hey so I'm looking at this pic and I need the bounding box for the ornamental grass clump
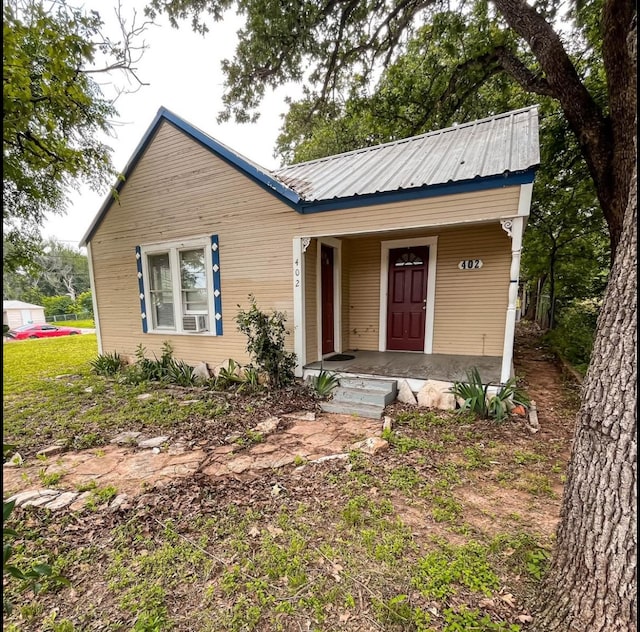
[309,369,340,397]
[450,367,529,422]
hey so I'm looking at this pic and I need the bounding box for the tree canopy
[3,238,91,303]
[148,0,634,256]
[2,0,149,270]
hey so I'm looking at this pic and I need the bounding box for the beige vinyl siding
[89,122,520,365]
[432,224,510,356]
[343,237,382,351]
[304,239,318,363]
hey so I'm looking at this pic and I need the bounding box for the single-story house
[80,105,539,391]
[3,300,46,329]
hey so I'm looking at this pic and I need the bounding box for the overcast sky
[42,2,296,247]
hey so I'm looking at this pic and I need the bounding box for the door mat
[324,354,356,361]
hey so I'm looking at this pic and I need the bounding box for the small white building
[3,301,46,329]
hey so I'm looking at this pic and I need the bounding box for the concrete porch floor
[304,350,503,385]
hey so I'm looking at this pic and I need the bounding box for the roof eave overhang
[295,169,538,214]
[80,108,538,245]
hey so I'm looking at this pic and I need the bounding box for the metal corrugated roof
[272,106,539,202]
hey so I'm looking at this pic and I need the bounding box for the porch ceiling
[304,350,502,384]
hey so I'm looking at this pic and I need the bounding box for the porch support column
[500,216,524,383]
[292,237,310,377]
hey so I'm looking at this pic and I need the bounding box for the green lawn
[3,333,98,392]
[48,319,95,328]
[3,335,234,456]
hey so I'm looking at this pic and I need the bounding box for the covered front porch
[293,217,524,387]
[303,349,503,392]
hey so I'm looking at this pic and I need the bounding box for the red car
[6,323,82,340]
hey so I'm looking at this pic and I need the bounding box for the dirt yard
[3,322,582,632]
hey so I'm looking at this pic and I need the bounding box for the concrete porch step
[339,377,398,393]
[320,377,397,420]
[332,386,396,407]
[320,400,386,420]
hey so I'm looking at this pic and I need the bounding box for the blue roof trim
[80,107,301,245]
[296,171,537,214]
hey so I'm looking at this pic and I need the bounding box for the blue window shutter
[135,246,148,333]
[211,235,223,335]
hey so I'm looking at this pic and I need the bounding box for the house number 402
[458,259,483,270]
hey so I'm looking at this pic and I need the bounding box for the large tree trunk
[530,80,637,632]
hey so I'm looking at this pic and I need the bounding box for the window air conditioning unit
[182,314,208,332]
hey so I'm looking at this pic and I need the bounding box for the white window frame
[141,236,215,335]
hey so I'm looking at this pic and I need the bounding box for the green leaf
[3,500,16,523]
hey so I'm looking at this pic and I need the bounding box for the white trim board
[378,236,438,354]
[292,238,306,376]
[316,237,343,359]
[86,242,103,355]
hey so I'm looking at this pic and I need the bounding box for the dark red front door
[386,246,428,351]
[321,245,335,355]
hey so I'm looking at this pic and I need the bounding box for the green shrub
[215,359,244,389]
[166,359,197,386]
[3,324,9,335]
[545,298,601,374]
[449,368,490,418]
[309,370,339,397]
[235,295,297,389]
[129,342,174,382]
[76,291,94,315]
[42,295,75,317]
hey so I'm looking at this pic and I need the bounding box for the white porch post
[500,216,524,383]
[292,237,309,377]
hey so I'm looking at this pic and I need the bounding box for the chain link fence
[46,311,93,323]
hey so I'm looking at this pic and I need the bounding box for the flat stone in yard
[348,437,389,455]
[23,491,62,508]
[283,411,317,422]
[36,445,65,458]
[137,436,169,449]
[69,491,92,512]
[6,489,58,507]
[44,492,79,511]
[252,417,280,434]
[3,453,23,467]
[136,393,153,401]
[110,494,129,510]
[110,431,142,445]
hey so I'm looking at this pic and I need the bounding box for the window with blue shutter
[135,237,223,335]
